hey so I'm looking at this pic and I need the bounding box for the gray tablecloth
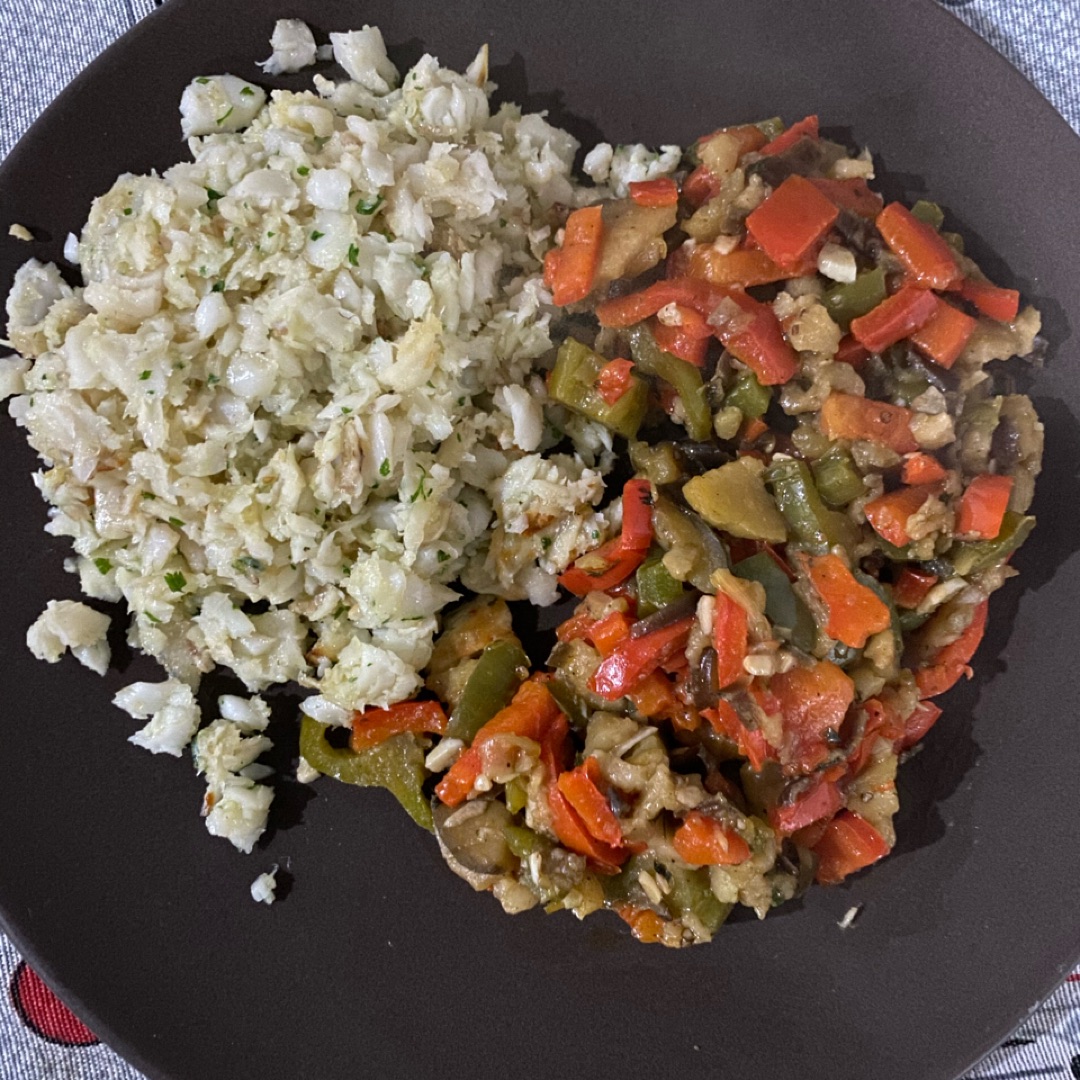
[0,2,1077,1079]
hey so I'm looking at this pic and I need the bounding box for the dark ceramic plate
[1,1,1078,1078]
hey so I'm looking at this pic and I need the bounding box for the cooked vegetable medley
[301,113,1045,945]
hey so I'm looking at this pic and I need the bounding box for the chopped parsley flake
[341,406,352,414]
[142,491,156,500]
[296,165,310,176]
[138,370,151,381]
[310,230,325,241]
[212,280,225,292]
[216,107,234,125]
[164,571,187,593]
[168,517,184,528]
[355,195,384,215]
[93,557,112,574]
[123,207,133,216]
[347,243,359,266]
[379,459,391,477]
[541,536,553,550]
[240,85,255,96]
[195,76,210,84]
[206,188,223,202]
[436,550,450,563]
[234,555,263,572]
[144,611,161,624]
[207,374,221,384]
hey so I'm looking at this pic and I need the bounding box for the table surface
[0,1,1077,1078]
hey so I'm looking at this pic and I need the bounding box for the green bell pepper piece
[732,552,817,652]
[549,338,648,439]
[299,714,433,831]
[664,864,732,935]
[822,267,887,331]
[811,445,865,508]
[756,116,786,141]
[636,554,686,617]
[950,511,1035,576]
[765,458,857,553]
[725,370,771,420]
[504,776,529,815]
[910,200,945,230]
[628,325,712,442]
[504,823,552,860]
[448,639,530,743]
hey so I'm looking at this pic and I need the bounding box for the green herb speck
[138,370,151,381]
[144,611,161,624]
[379,459,390,477]
[310,230,325,241]
[436,550,450,563]
[207,374,221,385]
[240,86,255,96]
[142,492,156,500]
[195,77,210,84]
[297,165,310,176]
[355,195,383,215]
[347,243,359,266]
[93,557,112,574]
[216,107,234,125]
[123,208,133,216]
[168,517,184,528]
[212,280,225,292]
[164,571,187,593]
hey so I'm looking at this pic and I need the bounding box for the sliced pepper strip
[849,285,938,354]
[770,660,856,772]
[812,810,890,884]
[590,617,695,700]
[805,553,892,649]
[819,391,919,454]
[863,483,942,548]
[652,317,709,366]
[713,591,748,689]
[435,678,564,807]
[759,114,819,156]
[958,277,1020,322]
[704,700,771,771]
[770,778,844,835]
[687,244,800,287]
[628,177,679,208]
[892,566,937,609]
[896,700,943,751]
[908,296,977,369]
[876,202,961,290]
[915,600,989,698]
[673,811,751,866]
[351,700,448,752]
[901,452,947,486]
[711,289,800,386]
[556,757,625,848]
[544,204,603,306]
[956,474,1013,539]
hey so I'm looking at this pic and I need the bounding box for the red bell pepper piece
[714,289,800,386]
[900,452,947,486]
[812,810,890,884]
[863,483,942,548]
[713,592,748,689]
[587,610,635,656]
[896,700,943,751]
[908,296,977,369]
[558,479,653,596]
[834,334,870,368]
[891,566,938,609]
[745,174,839,270]
[770,778,844,835]
[687,244,805,287]
[652,317,709,366]
[589,617,695,700]
[596,357,635,405]
[628,177,678,208]
[615,905,668,943]
[958,277,1020,322]
[850,285,939,354]
[596,278,799,386]
[876,202,961,290]
[805,553,892,649]
[808,177,884,219]
[547,783,626,870]
[543,204,603,306]
[672,811,751,866]
[629,670,699,731]
[704,700,771,771]
[915,600,989,698]
[556,757,625,848]
[435,679,564,807]
[683,164,722,208]
[956,474,1013,539]
[759,114,819,156]
[819,392,919,454]
[350,700,448,752]
[770,660,856,773]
